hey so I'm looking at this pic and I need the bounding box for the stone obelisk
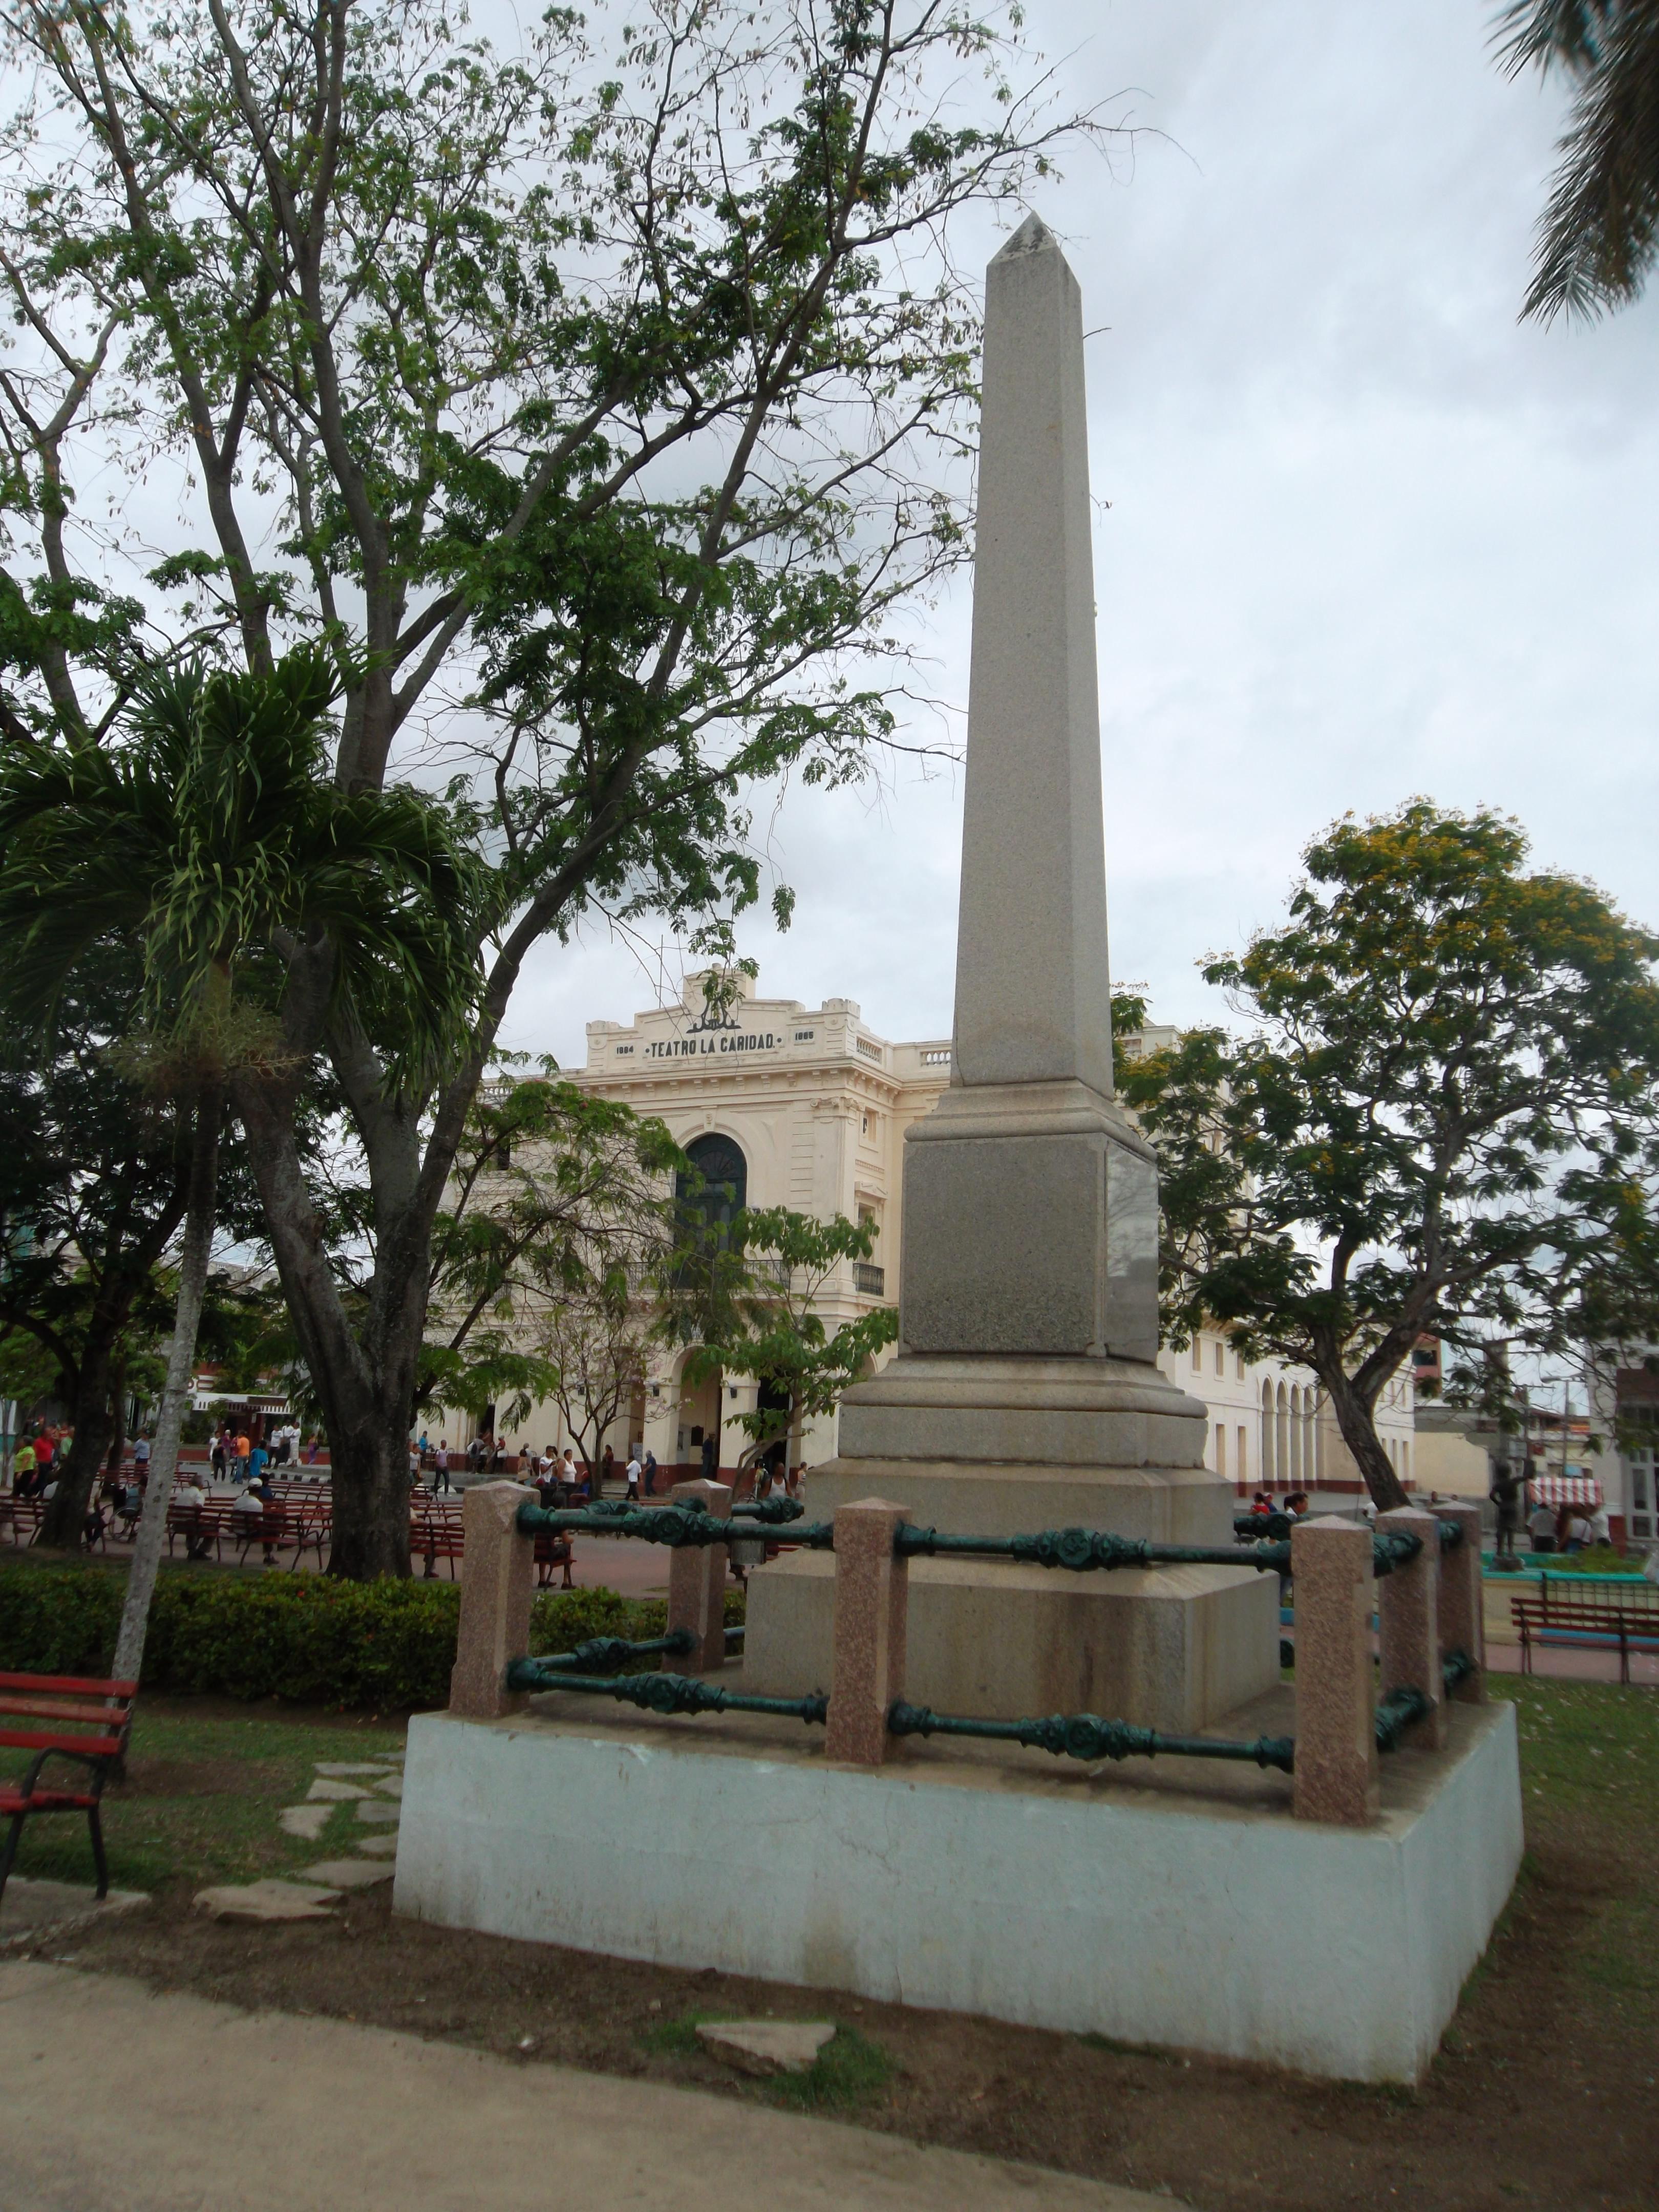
[744,217,1277,1730]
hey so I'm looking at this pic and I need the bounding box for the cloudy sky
[501,1,1659,1066]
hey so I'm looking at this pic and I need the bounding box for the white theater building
[502,971,1413,1493]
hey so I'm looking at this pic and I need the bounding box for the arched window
[677,1133,748,1237]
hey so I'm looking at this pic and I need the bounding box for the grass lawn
[0,1698,404,1894]
[6,1676,1656,2212]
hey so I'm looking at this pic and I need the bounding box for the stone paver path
[194,1749,402,1922]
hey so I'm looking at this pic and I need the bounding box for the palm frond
[1498,0,1659,320]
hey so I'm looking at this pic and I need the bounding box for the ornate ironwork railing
[501,1663,828,1725]
[1233,1513,1464,1554]
[887,1702,1296,1773]
[518,1500,1428,1584]
[1373,1685,1433,1754]
[1440,1646,1475,1696]
[516,1501,835,1549]
[896,1525,1291,1574]
[511,1631,694,1685]
[730,1497,804,1523]
[853,1262,885,1296]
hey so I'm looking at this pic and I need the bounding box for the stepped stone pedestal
[741,216,1277,1730]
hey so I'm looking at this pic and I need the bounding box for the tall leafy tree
[1118,803,1659,1511]
[1497,1,1659,318]
[0,651,475,1631]
[0,0,1099,1573]
[421,1074,685,1434]
[0,947,189,1542]
[675,1207,898,1477]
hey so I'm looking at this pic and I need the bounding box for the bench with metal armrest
[0,1671,137,1908]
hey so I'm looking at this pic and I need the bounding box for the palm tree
[0,648,475,1673]
[1498,2,1659,320]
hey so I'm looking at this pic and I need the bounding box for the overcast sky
[501,1,1659,1066]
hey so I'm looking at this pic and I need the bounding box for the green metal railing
[509,1631,693,1686]
[516,1500,834,1549]
[501,1663,828,1725]
[731,1497,804,1524]
[518,1498,1435,1581]
[896,1525,1290,1574]
[887,1701,1295,1773]
[1235,1513,1465,1556]
[1373,1649,1475,1752]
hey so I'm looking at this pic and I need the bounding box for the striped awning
[1527,1474,1602,1509]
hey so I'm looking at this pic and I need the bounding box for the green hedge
[0,1558,744,1712]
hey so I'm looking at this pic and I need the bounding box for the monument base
[744,1356,1276,1730]
[743,1550,1278,1731]
[394,1689,1523,2084]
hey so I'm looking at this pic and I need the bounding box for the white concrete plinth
[395,1694,1522,2083]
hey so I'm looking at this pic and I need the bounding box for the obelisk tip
[994,212,1059,260]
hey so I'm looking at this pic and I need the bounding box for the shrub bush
[0,1558,746,1710]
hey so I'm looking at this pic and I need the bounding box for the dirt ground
[36,1709,1652,2212]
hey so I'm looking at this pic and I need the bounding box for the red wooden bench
[232,1505,294,1567]
[0,1672,136,1908]
[167,1502,230,1561]
[4,1499,45,1547]
[533,1530,575,1589]
[1511,1584,1659,1686]
[412,1511,465,1580]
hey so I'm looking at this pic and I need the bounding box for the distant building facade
[486,974,1413,1491]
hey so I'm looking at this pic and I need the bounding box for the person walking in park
[625,1449,642,1503]
[434,1441,451,1493]
[642,1447,658,1498]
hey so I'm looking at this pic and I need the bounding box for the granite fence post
[1291,1515,1379,1825]
[824,1499,911,1767]
[1434,1501,1486,1704]
[667,1479,733,1672]
[1377,1506,1448,1750]
[449,1482,535,1719]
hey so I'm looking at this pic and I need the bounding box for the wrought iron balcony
[853,1261,885,1296]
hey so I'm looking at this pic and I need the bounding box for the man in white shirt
[173,1474,214,1559]
[625,1452,643,1502]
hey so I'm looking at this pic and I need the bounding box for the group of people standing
[1489,1461,1610,1559]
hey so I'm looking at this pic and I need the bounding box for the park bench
[166,1501,229,1560]
[232,1505,293,1567]
[1511,1580,1659,1685]
[413,1508,465,1580]
[533,1529,575,1589]
[0,1671,136,1909]
[3,1498,45,1547]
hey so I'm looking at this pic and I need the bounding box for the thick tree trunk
[39,1337,118,1549]
[233,1070,424,1580]
[326,1424,415,1580]
[105,1361,129,1477]
[113,1095,222,1685]
[1323,1367,1409,1514]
